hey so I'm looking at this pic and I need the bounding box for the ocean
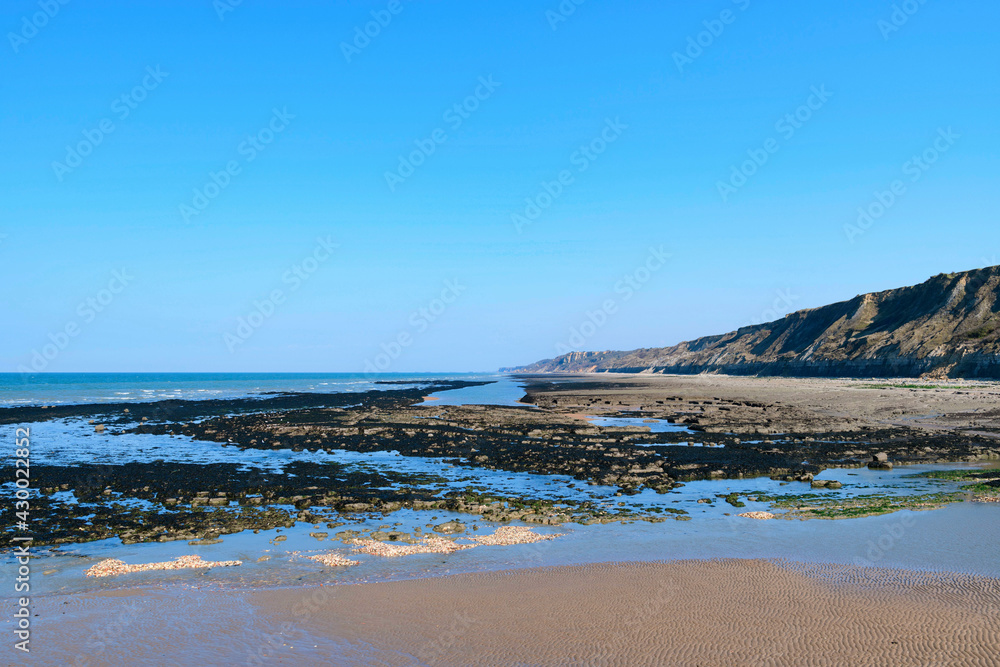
[0,372,528,407]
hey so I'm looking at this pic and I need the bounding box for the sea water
[0,372,527,407]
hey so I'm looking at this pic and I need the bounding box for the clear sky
[2,0,998,372]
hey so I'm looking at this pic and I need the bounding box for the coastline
[5,373,999,585]
[26,558,1000,666]
[5,373,1000,665]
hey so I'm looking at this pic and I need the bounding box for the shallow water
[14,458,997,599]
[20,492,1000,600]
[586,416,692,434]
[418,375,530,406]
[2,374,998,600]
[5,412,973,516]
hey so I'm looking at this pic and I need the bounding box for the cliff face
[506,267,1000,378]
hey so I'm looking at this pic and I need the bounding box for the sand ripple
[250,559,1000,666]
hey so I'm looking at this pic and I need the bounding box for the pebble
[352,536,474,557]
[468,526,562,546]
[305,553,359,567]
[85,555,242,578]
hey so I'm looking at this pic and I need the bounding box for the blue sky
[2,0,998,372]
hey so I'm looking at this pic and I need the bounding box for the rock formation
[506,266,1000,378]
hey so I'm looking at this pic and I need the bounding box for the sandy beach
[26,558,1000,666]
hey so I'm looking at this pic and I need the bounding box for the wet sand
[521,373,1000,434]
[28,559,1000,666]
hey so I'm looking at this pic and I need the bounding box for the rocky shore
[4,375,999,549]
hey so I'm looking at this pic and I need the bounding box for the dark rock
[868,452,893,469]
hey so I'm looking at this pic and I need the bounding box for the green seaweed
[764,491,965,519]
[910,467,1000,494]
[718,492,746,508]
